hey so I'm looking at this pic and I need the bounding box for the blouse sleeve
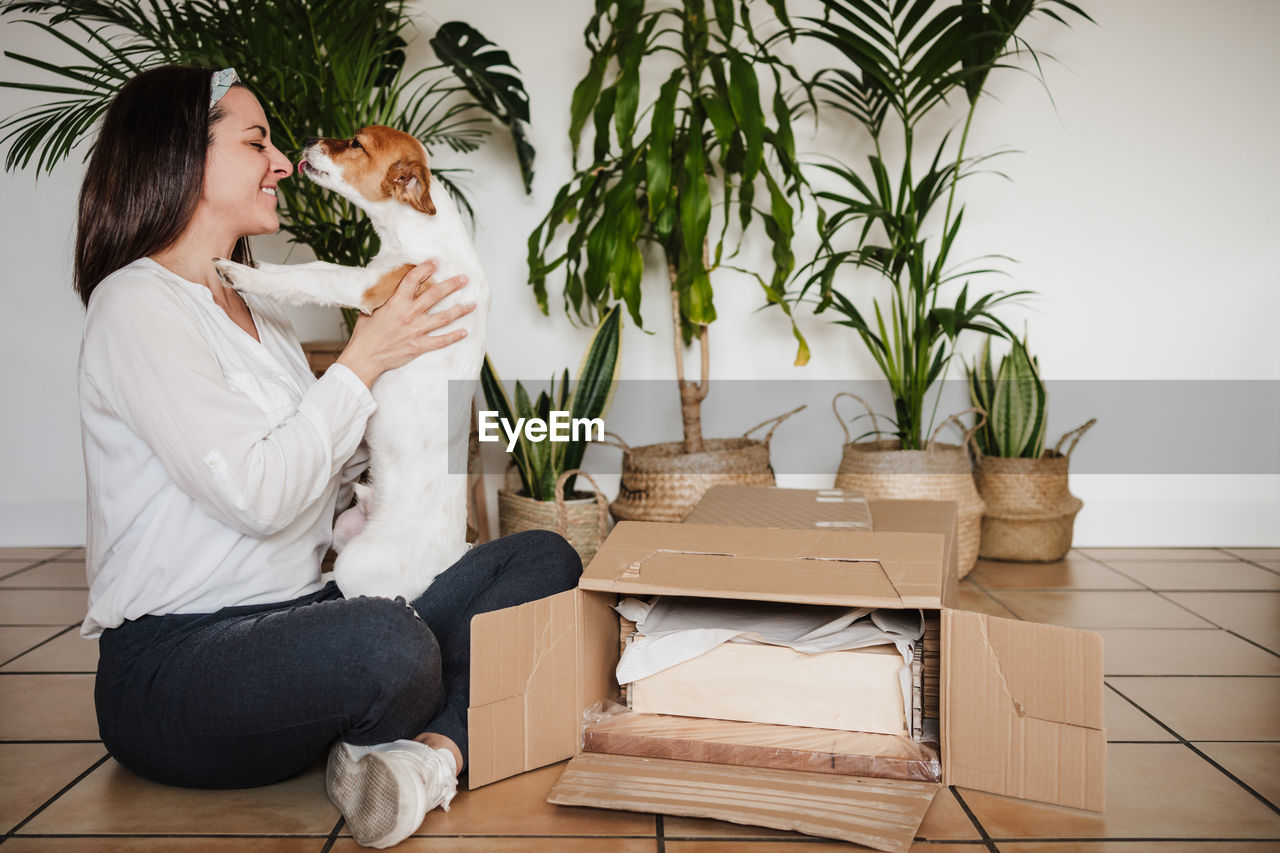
[81,274,377,537]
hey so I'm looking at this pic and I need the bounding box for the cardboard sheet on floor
[548,752,937,853]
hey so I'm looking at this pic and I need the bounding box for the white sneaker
[326,739,458,848]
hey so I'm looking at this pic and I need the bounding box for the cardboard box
[684,485,872,529]
[467,491,1105,852]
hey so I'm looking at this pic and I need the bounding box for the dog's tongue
[297,161,306,175]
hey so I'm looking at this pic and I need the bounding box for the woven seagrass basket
[831,393,986,577]
[609,406,806,523]
[974,420,1095,563]
[498,469,611,565]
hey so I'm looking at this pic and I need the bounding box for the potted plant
[790,0,1091,573]
[526,0,810,522]
[481,306,622,563]
[1,0,535,347]
[967,337,1094,562]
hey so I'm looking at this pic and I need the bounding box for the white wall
[1,0,1276,546]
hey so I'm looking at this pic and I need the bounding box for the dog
[214,126,489,602]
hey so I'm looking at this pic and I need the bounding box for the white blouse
[78,257,375,637]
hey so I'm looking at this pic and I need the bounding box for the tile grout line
[320,815,343,852]
[963,576,1023,620]
[1105,682,1280,817]
[1218,547,1280,577]
[1085,550,1280,613]
[1109,739,1280,744]
[336,834,666,841]
[1075,555,1280,657]
[655,813,665,853]
[3,752,110,841]
[980,837,1280,844]
[1105,675,1280,679]
[0,740,104,745]
[8,834,350,840]
[0,559,55,582]
[0,623,81,669]
[948,787,999,853]
[0,587,91,592]
[1142,588,1280,660]
[0,672,99,676]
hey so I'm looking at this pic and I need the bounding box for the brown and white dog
[215,126,489,602]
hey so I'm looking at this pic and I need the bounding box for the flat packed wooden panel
[582,712,942,781]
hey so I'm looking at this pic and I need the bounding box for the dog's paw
[213,257,257,290]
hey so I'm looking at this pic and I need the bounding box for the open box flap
[468,588,617,788]
[579,521,948,608]
[942,609,1106,811]
[549,752,939,853]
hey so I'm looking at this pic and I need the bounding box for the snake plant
[480,305,623,501]
[967,336,1047,458]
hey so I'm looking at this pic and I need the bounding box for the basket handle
[599,430,631,452]
[1052,418,1097,457]
[555,469,610,541]
[742,404,807,446]
[927,407,987,452]
[832,392,882,444]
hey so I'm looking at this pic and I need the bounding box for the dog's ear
[384,159,436,215]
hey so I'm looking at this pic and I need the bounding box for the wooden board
[582,711,941,782]
[629,641,908,734]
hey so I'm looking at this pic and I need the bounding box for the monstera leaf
[430,21,534,192]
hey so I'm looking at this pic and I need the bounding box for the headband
[210,67,240,106]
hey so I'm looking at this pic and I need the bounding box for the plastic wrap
[580,700,942,783]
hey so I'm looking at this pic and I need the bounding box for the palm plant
[1,0,533,330]
[793,0,1090,449]
[481,306,623,501]
[527,0,809,454]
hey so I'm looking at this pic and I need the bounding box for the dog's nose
[302,136,319,148]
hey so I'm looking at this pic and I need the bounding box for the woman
[77,65,581,849]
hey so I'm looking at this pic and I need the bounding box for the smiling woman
[146,84,292,341]
[72,64,582,850]
[199,88,292,240]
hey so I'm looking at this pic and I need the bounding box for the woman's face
[200,87,292,241]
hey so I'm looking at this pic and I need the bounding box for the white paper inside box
[467,496,1105,853]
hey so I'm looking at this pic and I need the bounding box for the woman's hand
[335,260,476,389]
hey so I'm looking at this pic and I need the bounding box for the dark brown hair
[74,65,252,306]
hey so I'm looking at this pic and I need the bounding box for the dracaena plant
[967,335,1046,458]
[793,0,1091,449]
[480,305,622,501]
[0,0,534,332]
[527,0,810,454]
